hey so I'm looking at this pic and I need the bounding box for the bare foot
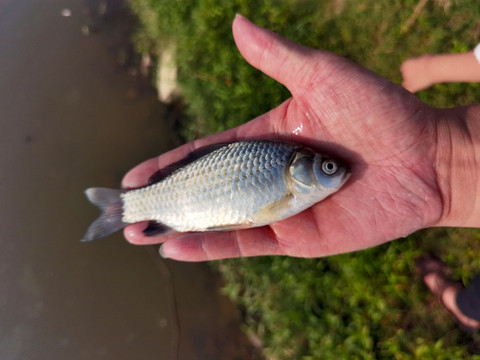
[423,273,480,330]
[415,254,480,331]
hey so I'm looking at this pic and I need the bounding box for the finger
[232,15,315,92]
[121,101,293,189]
[158,227,282,261]
[122,142,196,189]
[232,15,393,106]
[122,158,161,189]
[155,197,352,262]
[232,15,348,94]
[123,222,153,244]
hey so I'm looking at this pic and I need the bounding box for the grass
[129,0,480,358]
[218,229,480,359]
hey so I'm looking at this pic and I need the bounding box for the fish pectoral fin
[143,221,179,237]
[250,194,295,225]
[206,222,253,232]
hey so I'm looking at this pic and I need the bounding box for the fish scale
[121,141,294,231]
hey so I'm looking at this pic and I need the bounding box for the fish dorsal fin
[148,142,231,185]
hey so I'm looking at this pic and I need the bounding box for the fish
[81,140,350,242]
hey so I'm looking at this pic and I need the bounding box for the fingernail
[235,13,245,20]
[159,244,168,259]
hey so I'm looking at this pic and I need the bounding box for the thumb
[232,16,388,101]
[232,15,324,93]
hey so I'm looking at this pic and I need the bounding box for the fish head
[288,150,350,198]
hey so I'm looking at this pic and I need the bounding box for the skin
[401,51,480,93]
[423,273,480,330]
[402,44,480,330]
[122,15,480,262]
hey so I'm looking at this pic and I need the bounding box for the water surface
[0,1,255,359]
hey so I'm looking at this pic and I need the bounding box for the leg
[415,253,480,331]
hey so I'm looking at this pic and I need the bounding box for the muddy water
[0,1,256,359]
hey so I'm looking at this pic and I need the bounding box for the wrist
[435,105,480,227]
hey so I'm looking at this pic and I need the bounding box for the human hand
[121,15,459,261]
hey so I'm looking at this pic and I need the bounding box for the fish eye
[321,160,337,175]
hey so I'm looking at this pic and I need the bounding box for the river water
[0,1,256,359]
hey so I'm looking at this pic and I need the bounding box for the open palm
[122,16,443,261]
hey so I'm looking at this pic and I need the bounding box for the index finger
[121,127,240,189]
[121,100,292,189]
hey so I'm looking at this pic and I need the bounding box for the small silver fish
[81,140,350,242]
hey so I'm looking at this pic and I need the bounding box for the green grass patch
[219,230,480,358]
[129,0,480,357]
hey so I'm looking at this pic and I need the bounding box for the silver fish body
[81,141,350,242]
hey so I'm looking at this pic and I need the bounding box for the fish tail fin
[81,187,127,242]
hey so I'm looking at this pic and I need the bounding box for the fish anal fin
[143,221,179,237]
